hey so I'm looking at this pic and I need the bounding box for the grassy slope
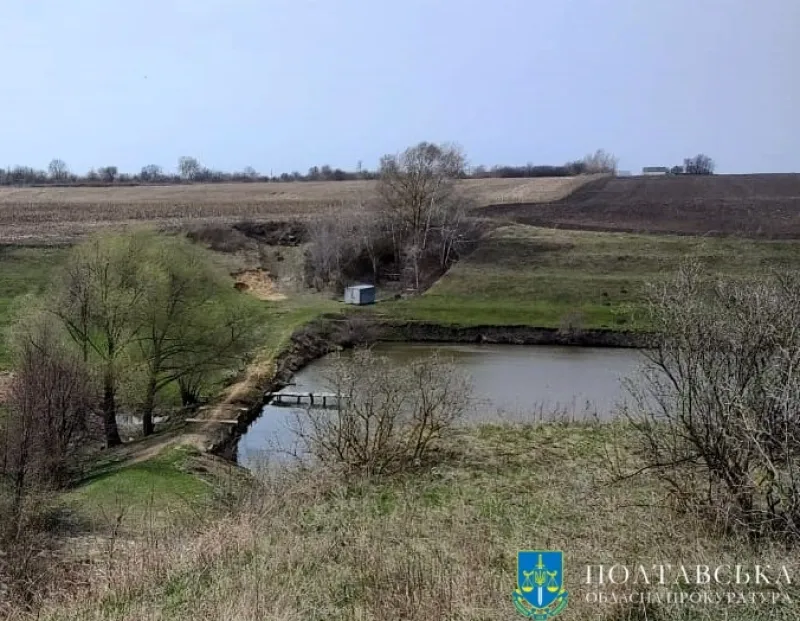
[44,424,800,621]
[4,223,799,617]
[0,241,337,366]
[0,245,67,368]
[56,294,340,530]
[6,225,800,365]
[63,446,222,529]
[379,224,800,330]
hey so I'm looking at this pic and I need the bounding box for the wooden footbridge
[265,391,341,409]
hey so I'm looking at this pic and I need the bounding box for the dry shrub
[305,145,484,294]
[184,224,252,253]
[629,261,800,540]
[292,348,472,475]
[0,493,76,617]
[304,203,478,293]
[0,322,96,614]
[1,321,94,492]
[232,219,308,245]
[304,209,369,291]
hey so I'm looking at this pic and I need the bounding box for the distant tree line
[475,149,618,178]
[0,149,619,187]
[667,154,716,176]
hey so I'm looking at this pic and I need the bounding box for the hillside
[380,224,800,329]
[477,173,800,238]
[0,176,599,244]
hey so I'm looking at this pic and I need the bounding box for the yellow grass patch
[232,269,286,301]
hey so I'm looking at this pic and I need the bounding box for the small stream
[237,343,645,469]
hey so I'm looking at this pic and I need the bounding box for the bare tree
[140,164,163,182]
[377,142,468,290]
[305,210,362,291]
[684,154,715,175]
[98,166,118,183]
[305,144,476,293]
[178,156,202,181]
[378,142,465,243]
[47,158,69,182]
[628,261,800,539]
[355,203,388,283]
[293,348,472,475]
[432,194,474,273]
[1,320,93,501]
[582,149,618,174]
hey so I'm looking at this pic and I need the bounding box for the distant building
[642,166,669,176]
[617,170,632,177]
[344,284,376,305]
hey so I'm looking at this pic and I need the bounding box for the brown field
[477,173,800,238]
[0,176,599,244]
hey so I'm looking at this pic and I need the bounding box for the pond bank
[208,316,651,460]
[373,319,649,348]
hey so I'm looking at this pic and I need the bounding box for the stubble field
[0,176,599,244]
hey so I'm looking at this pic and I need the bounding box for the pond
[237,343,645,469]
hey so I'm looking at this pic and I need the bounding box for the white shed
[344,284,376,305]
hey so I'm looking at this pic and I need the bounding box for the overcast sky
[0,0,797,175]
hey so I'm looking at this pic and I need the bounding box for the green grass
[63,446,221,529]
[378,225,800,330]
[0,245,67,368]
[260,293,343,353]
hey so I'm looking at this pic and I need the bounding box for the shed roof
[346,284,375,290]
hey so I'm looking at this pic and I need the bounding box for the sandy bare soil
[477,174,800,238]
[0,176,600,244]
[232,269,287,301]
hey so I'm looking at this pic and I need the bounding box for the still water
[237,343,644,468]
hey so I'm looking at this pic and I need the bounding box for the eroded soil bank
[373,320,648,348]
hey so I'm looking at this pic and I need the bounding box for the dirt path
[120,354,275,465]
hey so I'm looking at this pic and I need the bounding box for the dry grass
[23,424,800,621]
[0,371,11,403]
[232,269,287,301]
[457,175,605,207]
[0,177,599,244]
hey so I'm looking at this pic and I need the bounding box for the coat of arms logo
[513,551,568,620]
